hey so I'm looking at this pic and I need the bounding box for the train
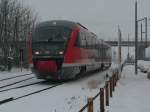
[30,20,112,80]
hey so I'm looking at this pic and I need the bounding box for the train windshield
[32,26,71,42]
[32,26,72,54]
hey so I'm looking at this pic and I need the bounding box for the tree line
[0,0,38,68]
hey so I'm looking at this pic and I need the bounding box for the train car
[31,20,111,80]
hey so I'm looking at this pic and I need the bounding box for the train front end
[31,21,73,80]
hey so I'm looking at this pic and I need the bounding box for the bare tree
[0,0,38,68]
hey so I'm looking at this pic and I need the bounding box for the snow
[109,65,150,112]
[0,68,31,79]
[0,68,109,112]
[0,64,150,112]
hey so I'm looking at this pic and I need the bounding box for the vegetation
[0,0,38,68]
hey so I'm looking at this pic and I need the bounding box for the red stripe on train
[36,60,57,73]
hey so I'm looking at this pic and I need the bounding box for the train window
[85,34,89,48]
[83,32,88,48]
[0,48,2,56]
[75,33,81,47]
[61,28,71,41]
[75,31,85,47]
[75,31,94,48]
[81,33,86,47]
[89,36,93,46]
[32,26,71,42]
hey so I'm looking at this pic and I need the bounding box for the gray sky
[21,0,150,41]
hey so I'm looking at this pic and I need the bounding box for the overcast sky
[20,0,150,41]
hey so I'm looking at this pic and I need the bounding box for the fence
[78,72,119,112]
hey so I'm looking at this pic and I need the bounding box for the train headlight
[59,51,63,55]
[45,51,50,54]
[35,51,40,55]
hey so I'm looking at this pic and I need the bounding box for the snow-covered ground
[0,64,149,112]
[0,68,31,79]
[0,68,109,112]
[109,65,150,112]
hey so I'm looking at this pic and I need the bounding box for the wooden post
[112,75,115,91]
[116,72,119,81]
[118,72,119,80]
[105,81,109,106]
[114,74,117,87]
[87,97,93,112]
[100,88,105,112]
[109,77,113,97]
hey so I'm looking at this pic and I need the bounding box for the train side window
[75,31,86,47]
[85,34,89,48]
[75,33,81,47]
[81,33,86,47]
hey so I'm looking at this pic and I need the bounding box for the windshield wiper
[32,40,48,43]
[33,39,64,43]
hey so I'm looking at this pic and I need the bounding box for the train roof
[36,20,89,30]
[36,20,78,29]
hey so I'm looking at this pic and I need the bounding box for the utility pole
[145,17,147,48]
[138,17,147,60]
[141,23,143,41]
[135,0,138,74]
[127,34,130,60]
[140,23,144,59]
[118,26,122,77]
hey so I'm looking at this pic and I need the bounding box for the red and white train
[30,20,111,80]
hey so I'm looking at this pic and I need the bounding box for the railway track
[0,80,46,93]
[0,73,33,82]
[0,76,35,89]
[0,82,64,105]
